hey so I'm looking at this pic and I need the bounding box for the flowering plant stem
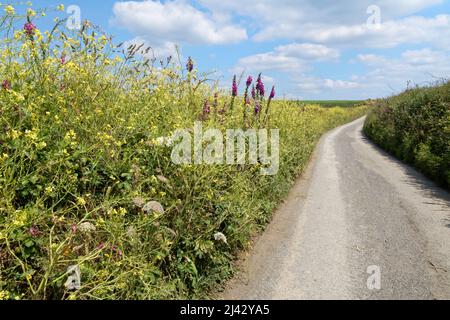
[230,96,235,111]
[243,87,249,127]
[264,99,272,126]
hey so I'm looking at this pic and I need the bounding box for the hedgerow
[364,81,450,189]
[0,4,368,299]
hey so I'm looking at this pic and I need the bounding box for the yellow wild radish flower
[14,31,23,40]
[27,8,36,17]
[0,291,10,300]
[118,207,127,216]
[0,153,9,162]
[4,5,15,15]
[76,197,86,206]
[24,128,39,141]
[99,35,108,44]
[57,4,65,11]
[8,129,21,140]
[12,210,27,227]
[107,207,127,217]
[34,29,43,42]
[44,186,54,195]
[64,129,77,141]
[36,141,47,150]
[96,217,105,226]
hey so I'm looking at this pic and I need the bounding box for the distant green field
[299,100,365,108]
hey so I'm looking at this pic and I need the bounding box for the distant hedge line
[364,81,450,189]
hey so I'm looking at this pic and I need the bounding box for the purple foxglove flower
[203,99,211,114]
[2,80,11,90]
[251,85,256,99]
[256,74,262,89]
[246,75,253,88]
[24,22,36,36]
[232,75,238,97]
[61,54,66,65]
[270,86,275,99]
[186,57,194,72]
[254,102,261,115]
[256,73,265,96]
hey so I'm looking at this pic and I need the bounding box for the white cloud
[112,0,248,45]
[357,54,388,65]
[401,48,446,65]
[323,79,361,89]
[262,75,275,85]
[231,42,353,97]
[199,0,443,25]
[358,48,449,71]
[296,77,361,94]
[283,47,449,99]
[197,0,448,49]
[233,53,301,73]
[274,43,340,60]
[232,43,339,73]
[253,14,450,49]
[355,48,450,96]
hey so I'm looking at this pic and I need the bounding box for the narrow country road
[222,117,450,300]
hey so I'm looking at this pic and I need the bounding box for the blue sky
[22,0,450,99]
